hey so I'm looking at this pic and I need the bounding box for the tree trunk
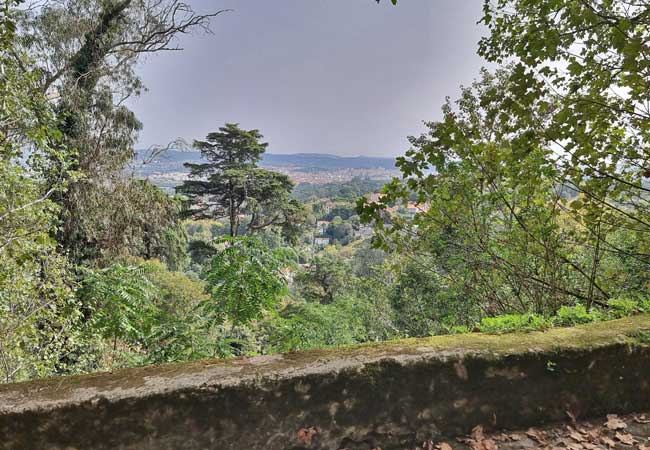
[229,181,237,237]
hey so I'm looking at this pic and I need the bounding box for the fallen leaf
[472,425,485,441]
[634,415,650,424]
[422,440,435,450]
[297,427,318,446]
[559,437,575,446]
[467,425,499,450]
[508,433,523,441]
[567,443,584,450]
[525,428,547,444]
[615,432,636,446]
[601,436,617,447]
[586,429,602,442]
[570,431,586,442]
[484,439,498,450]
[606,414,628,431]
[439,443,453,450]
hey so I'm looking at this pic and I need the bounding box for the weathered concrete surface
[0,315,649,450]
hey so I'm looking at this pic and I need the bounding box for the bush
[445,325,471,335]
[265,297,367,352]
[607,297,642,318]
[641,297,650,313]
[479,313,550,334]
[552,305,601,327]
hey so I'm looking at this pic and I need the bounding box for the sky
[129,0,487,158]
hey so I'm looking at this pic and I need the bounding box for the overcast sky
[129,0,486,157]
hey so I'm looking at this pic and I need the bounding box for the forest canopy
[1,0,649,384]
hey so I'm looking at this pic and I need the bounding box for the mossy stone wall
[1,315,649,450]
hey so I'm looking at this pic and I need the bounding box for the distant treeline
[293,177,387,202]
[134,150,397,178]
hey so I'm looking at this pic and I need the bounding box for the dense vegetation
[1,0,649,384]
[293,178,388,203]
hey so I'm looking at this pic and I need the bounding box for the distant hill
[134,150,396,174]
[261,153,396,171]
[132,150,399,193]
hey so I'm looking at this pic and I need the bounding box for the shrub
[607,297,641,318]
[265,297,367,352]
[640,297,650,313]
[445,325,472,335]
[552,305,601,327]
[479,313,550,334]
[203,236,288,326]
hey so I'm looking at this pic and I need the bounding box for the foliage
[13,0,222,266]
[178,123,304,238]
[552,305,602,327]
[62,178,187,265]
[140,259,208,314]
[293,178,387,202]
[358,0,650,323]
[478,0,650,302]
[607,297,644,319]
[325,217,355,245]
[387,259,480,337]
[479,314,551,334]
[324,205,358,221]
[79,264,159,349]
[266,297,368,353]
[0,249,80,382]
[0,0,82,383]
[202,236,289,326]
[445,325,471,335]
[295,252,351,304]
[111,258,261,364]
[359,65,650,318]
[135,258,229,363]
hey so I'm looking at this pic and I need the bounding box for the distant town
[133,150,401,192]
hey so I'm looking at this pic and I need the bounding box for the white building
[314,237,331,248]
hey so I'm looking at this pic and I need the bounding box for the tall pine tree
[178,123,301,237]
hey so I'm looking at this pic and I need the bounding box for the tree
[1,0,224,381]
[178,123,303,237]
[325,217,354,245]
[477,0,650,302]
[265,298,367,353]
[296,252,351,304]
[1,0,82,383]
[79,264,159,352]
[358,67,632,317]
[360,0,650,321]
[17,0,226,265]
[201,236,289,326]
[135,258,213,363]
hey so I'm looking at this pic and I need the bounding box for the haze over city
[130,0,486,157]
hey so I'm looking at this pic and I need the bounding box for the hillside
[133,150,399,191]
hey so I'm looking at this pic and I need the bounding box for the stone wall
[1,315,649,450]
